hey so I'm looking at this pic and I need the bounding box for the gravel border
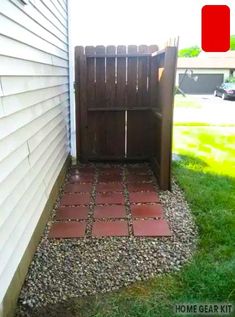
[16,164,198,316]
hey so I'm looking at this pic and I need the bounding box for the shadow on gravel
[16,296,98,317]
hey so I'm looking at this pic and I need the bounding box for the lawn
[174,95,235,126]
[31,96,235,317]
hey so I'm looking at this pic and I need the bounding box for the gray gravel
[16,165,197,316]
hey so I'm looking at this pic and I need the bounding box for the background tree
[178,46,201,57]
[179,35,235,57]
[230,35,235,50]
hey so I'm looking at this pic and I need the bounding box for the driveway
[174,94,235,125]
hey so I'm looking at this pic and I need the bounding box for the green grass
[31,101,235,317]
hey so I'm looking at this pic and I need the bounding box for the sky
[70,0,235,49]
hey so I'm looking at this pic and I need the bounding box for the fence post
[159,46,178,190]
[75,46,87,161]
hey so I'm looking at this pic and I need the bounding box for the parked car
[214,83,235,100]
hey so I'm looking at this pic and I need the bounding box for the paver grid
[48,164,172,238]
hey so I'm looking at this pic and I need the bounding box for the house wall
[0,0,70,315]
[176,68,230,86]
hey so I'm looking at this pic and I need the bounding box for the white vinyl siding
[0,0,69,307]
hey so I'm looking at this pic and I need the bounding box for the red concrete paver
[69,174,94,183]
[126,166,151,174]
[96,192,125,205]
[61,193,90,206]
[49,164,170,239]
[96,182,123,192]
[131,204,163,218]
[56,206,89,220]
[94,205,126,218]
[79,166,95,173]
[70,168,79,175]
[48,222,86,238]
[64,183,93,193]
[98,166,121,171]
[128,183,156,192]
[99,167,122,175]
[92,221,129,237]
[98,174,122,183]
[129,192,160,204]
[126,174,153,183]
[133,219,171,236]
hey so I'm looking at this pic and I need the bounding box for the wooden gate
[75,44,178,189]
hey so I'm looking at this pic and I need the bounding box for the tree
[179,35,235,57]
[178,46,201,57]
[230,35,235,50]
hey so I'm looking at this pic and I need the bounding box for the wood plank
[127,45,137,108]
[158,47,177,190]
[87,112,125,159]
[148,45,158,54]
[151,110,162,173]
[149,55,159,109]
[137,45,149,107]
[116,46,127,108]
[75,46,88,161]
[87,107,151,111]
[95,46,106,108]
[85,46,95,108]
[127,110,151,158]
[106,46,116,108]
[86,53,151,58]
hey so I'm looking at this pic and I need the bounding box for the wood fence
[75,44,178,190]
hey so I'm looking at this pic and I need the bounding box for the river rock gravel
[16,165,197,317]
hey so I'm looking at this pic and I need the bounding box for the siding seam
[54,0,67,15]
[29,0,68,36]
[40,0,68,30]
[0,12,68,54]
[0,77,3,96]
[9,0,68,46]
[0,119,67,206]
[1,79,69,97]
[0,133,68,231]
[0,53,69,69]
[48,0,67,23]
[0,107,68,165]
[26,141,31,168]
[1,85,69,116]
[0,32,68,61]
[0,0,69,309]
[1,99,69,139]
